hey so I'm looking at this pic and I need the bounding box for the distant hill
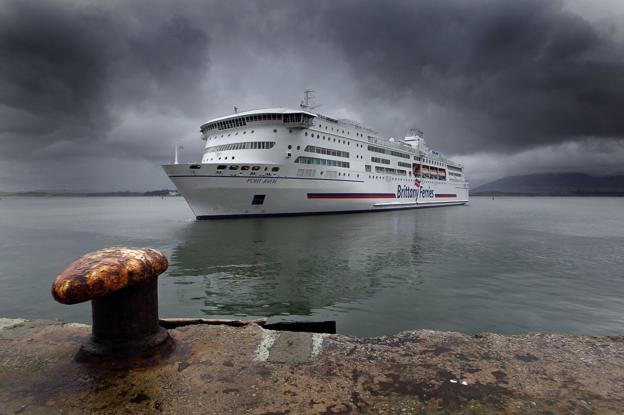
[471,173,624,196]
[0,189,179,197]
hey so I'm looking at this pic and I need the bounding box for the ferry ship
[163,96,469,219]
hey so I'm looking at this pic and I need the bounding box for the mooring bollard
[52,247,174,360]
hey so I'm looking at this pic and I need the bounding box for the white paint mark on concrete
[253,330,279,362]
[311,333,329,358]
[66,323,90,328]
[0,318,26,331]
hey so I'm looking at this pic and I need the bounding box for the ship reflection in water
[165,212,429,325]
[1,196,623,337]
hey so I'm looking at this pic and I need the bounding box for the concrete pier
[1,318,623,414]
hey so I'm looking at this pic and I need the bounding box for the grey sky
[1,0,623,191]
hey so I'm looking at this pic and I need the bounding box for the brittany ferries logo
[396,179,435,199]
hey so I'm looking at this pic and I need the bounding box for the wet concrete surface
[1,318,623,414]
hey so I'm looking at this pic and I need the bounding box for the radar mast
[300,89,321,110]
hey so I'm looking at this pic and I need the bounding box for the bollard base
[75,327,175,368]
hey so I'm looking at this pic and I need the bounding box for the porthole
[243,131,246,134]
[252,166,261,171]
[289,129,292,133]
[273,129,277,133]
[288,145,292,149]
[232,157,235,160]
[305,132,308,136]
[251,130,255,133]
[297,146,300,150]
[271,167,280,172]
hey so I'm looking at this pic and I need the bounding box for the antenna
[300,89,321,110]
[233,106,238,113]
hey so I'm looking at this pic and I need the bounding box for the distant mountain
[471,173,624,196]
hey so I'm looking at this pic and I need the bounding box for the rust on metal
[51,247,168,304]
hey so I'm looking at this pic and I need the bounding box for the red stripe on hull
[307,193,395,199]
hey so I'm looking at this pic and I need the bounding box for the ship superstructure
[163,102,468,219]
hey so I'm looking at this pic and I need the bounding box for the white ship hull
[163,163,468,219]
[163,107,469,219]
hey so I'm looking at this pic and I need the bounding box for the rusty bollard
[52,247,174,361]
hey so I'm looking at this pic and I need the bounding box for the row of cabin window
[216,165,280,172]
[306,130,369,150]
[415,155,448,167]
[305,131,352,145]
[368,145,411,160]
[304,145,349,158]
[368,175,413,181]
[314,123,350,135]
[204,129,258,140]
[294,156,349,168]
[421,173,446,179]
[371,157,390,165]
[315,120,377,139]
[205,141,275,152]
[375,166,407,176]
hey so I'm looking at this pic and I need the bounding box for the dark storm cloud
[306,0,624,153]
[0,0,623,191]
[0,1,210,160]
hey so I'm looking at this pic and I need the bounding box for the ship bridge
[200,108,316,137]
